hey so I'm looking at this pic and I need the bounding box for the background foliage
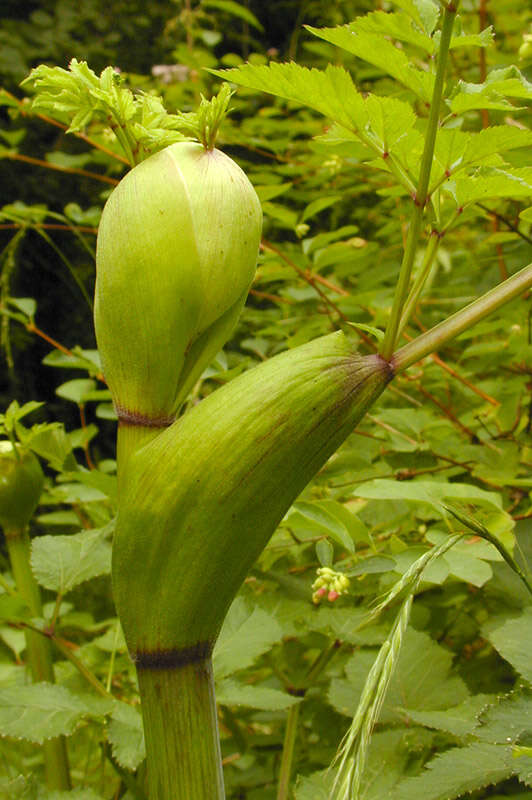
[0,0,532,798]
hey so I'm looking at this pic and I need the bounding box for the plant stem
[277,703,301,800]
[396,230,440,338]
[4,525,71,790]
[276,641,341,799]
[136,656,224,800]
[380,2,458,360]
[391,262,532,373]
[116,424,166,489]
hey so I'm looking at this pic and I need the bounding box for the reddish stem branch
[4,152,119,186]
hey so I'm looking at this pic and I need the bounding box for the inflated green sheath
[113,331,392,661]
[95,141,262,422]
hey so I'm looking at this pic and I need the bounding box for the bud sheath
[113,332,393,661]
[95,141,262,423]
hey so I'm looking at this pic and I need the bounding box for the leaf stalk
[391,262,532,373]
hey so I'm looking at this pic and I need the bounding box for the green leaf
[306,23,434,101]
[315,538,333,567]
[442,549,493,587]
[0,683,112,743]
[354,478,505,513]
[0,776,38,800]
[213,597,283,679]
[394,743,514,800]
[483,608,532,683]
[31,524,112,594]
[294,769,333,800]
[329,629,469,723]
[216,678,300,710]
[475,693,532,744]
[108,701,145,771]
[449,26,494,51]
[403,694,494,737]
[311,606,389,646]
[41,790,105,799]
[460,127,532,169]
[8,298,36,319]
[450,66,532,114]
[300,195,342,223]
[338,10,435,54]
[448,168,532,207]
[202,0,263,31]
[293,501,355,553]
[214,62,366,135]
[55,379,97,405]
[389,0,439,35]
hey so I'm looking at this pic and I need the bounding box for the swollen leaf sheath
[95,141,262,422]
[113,332,392,661]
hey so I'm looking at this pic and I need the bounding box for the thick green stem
[4,525,71,790]
[277,703,301,800]
[136,656,224,800]
[116,423,166,489]
[381,2,458,360]
[391,263,532,374]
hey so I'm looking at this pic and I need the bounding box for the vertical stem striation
[380,2,459,360]
[136,656,225,800]
[277,703,301,800]
[5,525,71,789]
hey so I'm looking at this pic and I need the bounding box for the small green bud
[0,442,44,532]
[95,141,262,423]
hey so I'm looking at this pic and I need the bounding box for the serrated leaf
[108,701,145,770]
[215,62,367,134]
[342,10,435,54]
[448,168,532,206]
[450,66,532,114]
[306,23,434,101]
[213,597,283,679]
[31,525,112,594]
[464,126,532,165]
[449,26,494,50]
[403,694,494,737]
[394,743,514,800]
[483,607,532,683]
[389,0,439,35]
[329,629,469,723]
[475,693,532,744]
[216,678,300,710]
[0,683,112,743]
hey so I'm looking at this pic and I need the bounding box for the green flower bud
[95,141,262,423]
[0,442,44,532]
